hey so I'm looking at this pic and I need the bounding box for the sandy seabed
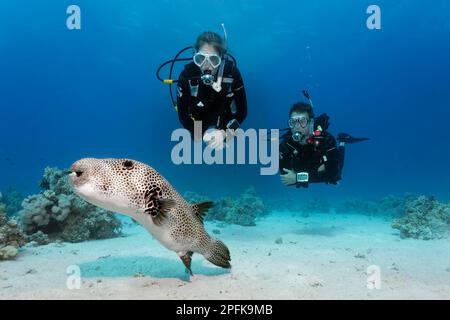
[1,212,449,300]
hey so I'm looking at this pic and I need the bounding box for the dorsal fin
[191,201,214,224]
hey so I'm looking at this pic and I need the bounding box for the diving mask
[193,52,222,69]
[288,116,309,129]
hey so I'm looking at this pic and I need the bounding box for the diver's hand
[318,164,326,173]
[281,168,297,186]
[203,129,227,151]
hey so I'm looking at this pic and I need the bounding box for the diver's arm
[231,68,247,126]
[176,72,195,135]
[279,143,291,174]
[279,143,298,186]
[322,134,341,184]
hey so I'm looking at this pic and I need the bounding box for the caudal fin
[203,238,231,269]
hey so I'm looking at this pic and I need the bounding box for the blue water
[1,0,450,203]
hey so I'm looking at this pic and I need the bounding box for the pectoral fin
[144,187,176,226]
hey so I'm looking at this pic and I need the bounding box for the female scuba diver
[156,27,247,150]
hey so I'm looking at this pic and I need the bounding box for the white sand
[1,212,450,300]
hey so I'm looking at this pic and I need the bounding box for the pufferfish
[68,158,231,275]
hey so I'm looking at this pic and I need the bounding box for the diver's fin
[180,251,194,276]
[191,201,214,224]
[204,238,231,269]
[337,133,369,144]
[144,188,176,226]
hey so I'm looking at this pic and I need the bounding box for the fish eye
[75,171,83,177]
[123,160,134,169]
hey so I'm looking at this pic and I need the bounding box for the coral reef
[39,167,73,195]
[0,202,27,260]
[208,187,267,226]
[392,196,450,240]
[26,230,50,246]
[265,193,420,218]
[335,194,420,217]
[0,188,24,218]
[0,205,5,225]
[184,187,267,226]
[19,167,122,243]
[378,193,417,216]
[183,191,210,204]
[0,245,19,260]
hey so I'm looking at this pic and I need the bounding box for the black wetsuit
[176,61,247,137]
[279,116,345,188]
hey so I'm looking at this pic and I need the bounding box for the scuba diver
[280,91,368,188]
[156,27,247,150]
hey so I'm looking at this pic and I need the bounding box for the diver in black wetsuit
[279,101,368,188]
[176,32,247,149]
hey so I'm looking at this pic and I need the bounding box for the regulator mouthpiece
[292,132,302,142]
[201,70,214,86]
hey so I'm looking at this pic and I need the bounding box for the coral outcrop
[184,187,267,226]
[19,167,122,243]
[26,230,50,246]
[378,194,417,216]
[0,188,24,218]
[183,191,210,204]
[335,194,420,217]
[267,193,419,218]
[0,201,27,260]
[392,196,450,240]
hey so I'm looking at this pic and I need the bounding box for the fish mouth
[67,162,87,189]
[67,171,78,190]
[68,170,83,179]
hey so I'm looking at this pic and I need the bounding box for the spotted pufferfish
[68,158,231,275]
